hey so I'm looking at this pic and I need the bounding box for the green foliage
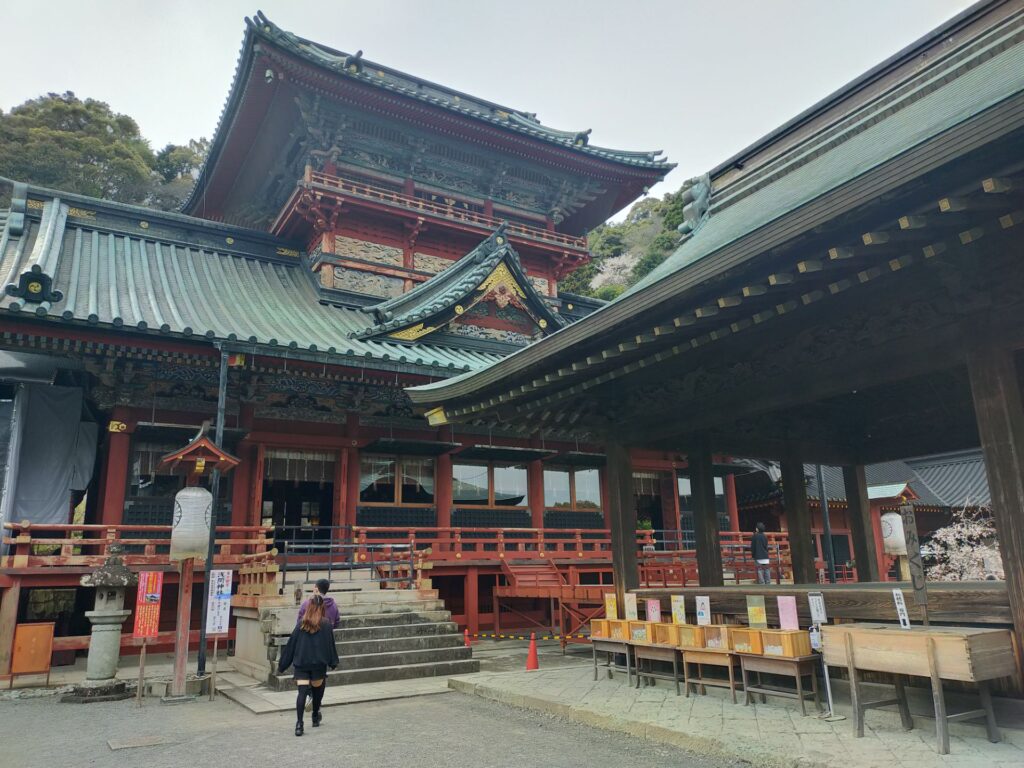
[594,284,624,301]
[0,92,207,211]
[569,189,685,298]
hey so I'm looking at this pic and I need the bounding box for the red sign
[133,571,164,639]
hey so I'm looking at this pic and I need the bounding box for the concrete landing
[217,671,450,713]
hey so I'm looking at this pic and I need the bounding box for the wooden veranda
[408,2,1024,691]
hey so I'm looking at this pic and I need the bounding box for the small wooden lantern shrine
[158,431,240,482]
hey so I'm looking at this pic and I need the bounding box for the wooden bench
[681,646,742,703]
[822,623,1012,754]
[592,638,634,686]
[632,643,684,696]
[737,652,821,715]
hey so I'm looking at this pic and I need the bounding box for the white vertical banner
[205,569,233,635]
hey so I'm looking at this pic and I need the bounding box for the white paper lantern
[880,511,907,555]
[170,486,212,561]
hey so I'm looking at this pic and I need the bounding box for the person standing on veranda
[751,522,772,585]
[278,594,339,736]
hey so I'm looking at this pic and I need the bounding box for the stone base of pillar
[60,679,132,704]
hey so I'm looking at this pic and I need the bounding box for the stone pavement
[0,686,746,768]
[449,664,1024,768]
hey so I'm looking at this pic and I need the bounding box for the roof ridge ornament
[676,174,712,239]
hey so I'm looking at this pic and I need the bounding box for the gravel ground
[1,688,747,768]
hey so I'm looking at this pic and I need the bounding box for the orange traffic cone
[526,632,539,670]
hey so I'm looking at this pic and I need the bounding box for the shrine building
[0,12,679,666]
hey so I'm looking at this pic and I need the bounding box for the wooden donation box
[822,623,1013,754]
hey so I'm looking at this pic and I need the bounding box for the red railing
[1,523,273,569]
[638,531,793,587]
[307,169,588,251]
[352,526,656,561]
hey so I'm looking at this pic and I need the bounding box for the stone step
[338,645,472,672]
[262,603,448,635]
[334,621,458,641]
[338,598,445,616]
[334,610,453,629]
[334,633,465,656]
[269,615,457,647]
[268,658,480,690]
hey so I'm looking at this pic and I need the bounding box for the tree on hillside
[0,92,206,211]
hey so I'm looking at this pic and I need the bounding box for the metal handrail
[279,540,414,595]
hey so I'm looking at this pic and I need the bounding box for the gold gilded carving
[26,199,44,210]
[108,420,128,433]
[478,262,527,300]
[67,207,96,219]
[389,322,435,341]
[276,247,301,258]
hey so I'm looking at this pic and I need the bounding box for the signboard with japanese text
[900,503,929,608]
[892,588,911,628]
[670,595,686,624]
[695,596,711,626]
[623,593,639,621]
[604,593,618,621]
[808,591,828,625]
[645,599,662,623]
[205,570,233,635]
[133,571,163,639]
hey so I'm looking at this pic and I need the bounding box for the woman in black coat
[278,593,339,736]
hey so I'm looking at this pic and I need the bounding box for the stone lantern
[61,545,138,702]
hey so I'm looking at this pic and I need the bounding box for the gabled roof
[183,11,672,215]
[354,224,564,342]
[0,182,503,375]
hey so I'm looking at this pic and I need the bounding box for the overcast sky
[1,0,973,214]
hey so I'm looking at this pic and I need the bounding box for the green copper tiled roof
[628,15,1024,294]
[355,223,565,340]
[0,184,503,374]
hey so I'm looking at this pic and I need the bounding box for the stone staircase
[262,569,478,691]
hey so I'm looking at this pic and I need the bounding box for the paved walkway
[449,664,1024,768]
[0,687,745,768]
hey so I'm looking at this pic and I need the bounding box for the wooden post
[528,459,545,529]
[843,462,884,581]
[210,636,219,702]
[724,474,740,533]
[136,641,147,706]
[100,416,134,525]
[781,456,815,585]
[436,453,453,530]
[967,343,1024,658]
[605,441,638,608]
[170,559,194,698]
[843,465,880,582]
[465,567,479,635]
[689,443,723,586]
[0,578,21,675]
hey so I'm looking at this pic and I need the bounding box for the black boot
[311,681,326,726]
[295,684,309,736]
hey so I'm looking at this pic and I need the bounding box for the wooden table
[737,652,821,716]
[822,623,1012,755]
[632,643,683,696]
[681,647,741,703]
[592,638,633,686]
